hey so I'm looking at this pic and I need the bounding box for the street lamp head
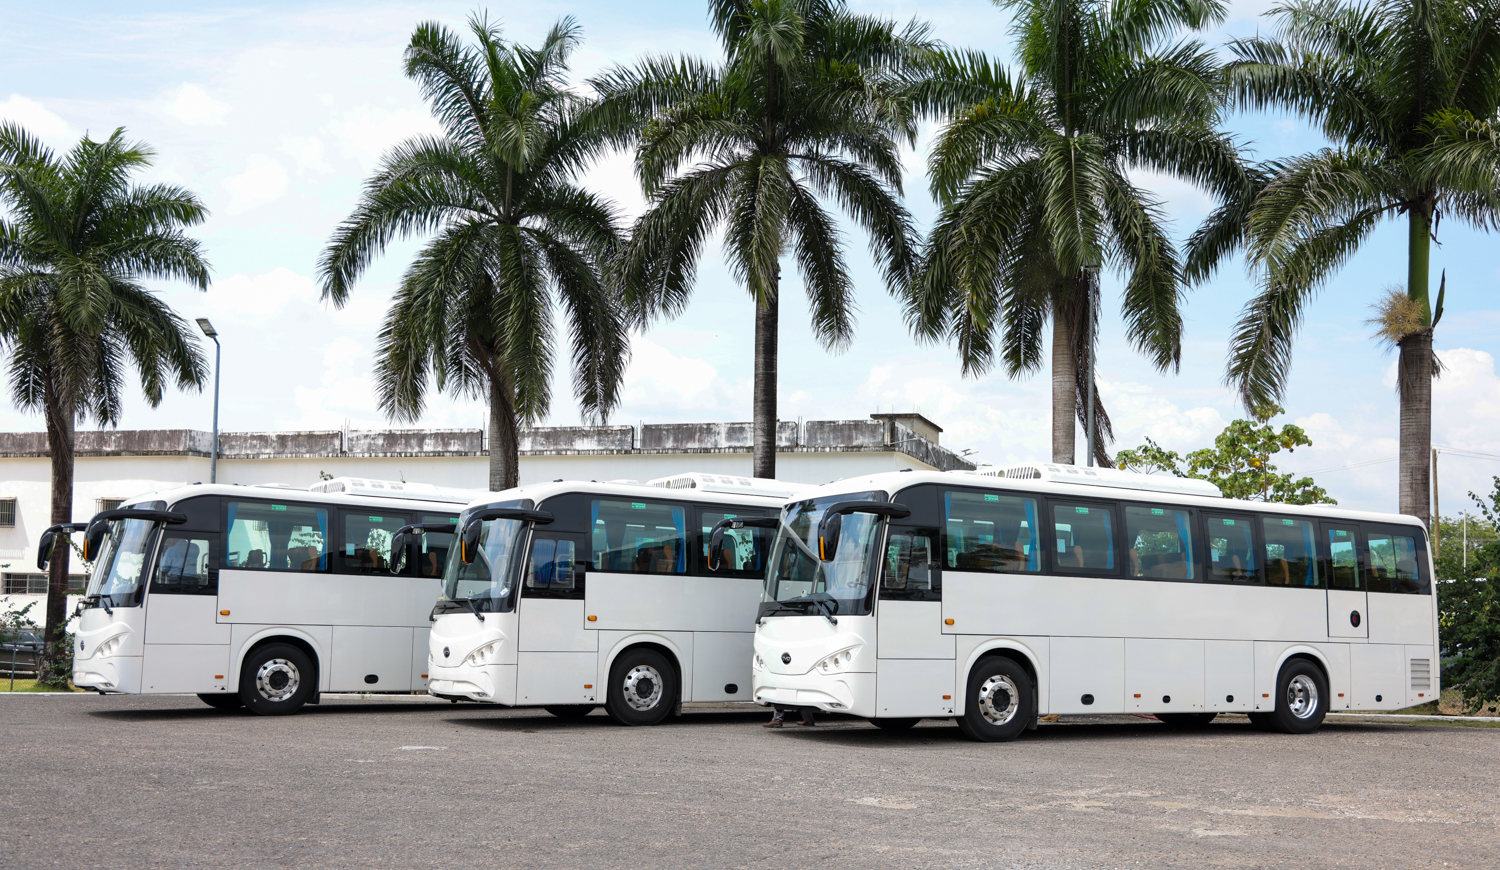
[195,318,217,338]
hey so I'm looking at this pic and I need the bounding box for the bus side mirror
[36,530,55,571]
[390,525,425,575]
[83,520,108,562]
[818,513,842,562]
[708,526,728,572]
[460,519,483,564]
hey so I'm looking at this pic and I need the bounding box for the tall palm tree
[1225,0,1500,525]
[320,16,629,490]
[591,0,928,479]
[0,124,210,652]
[906,0,1251,465]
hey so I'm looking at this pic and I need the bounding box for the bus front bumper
[73,655,142,694]
[751,671,875,718]
[426,663,515,705]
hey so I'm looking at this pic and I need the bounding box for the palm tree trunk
[1399,204,1433,526]
[752,275,779,480]
[42,382,74,652]
[1051,305,1077,464]
[1398,329,1433,526]
[488,373,520,491]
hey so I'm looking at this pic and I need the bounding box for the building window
[96,498,124,513]
[0,498,15,527]
[2,573,85,595]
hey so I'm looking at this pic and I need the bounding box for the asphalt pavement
[1,694,1495,869]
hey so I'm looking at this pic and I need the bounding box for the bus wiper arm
[98,594,113,616]
[460,597,485,623]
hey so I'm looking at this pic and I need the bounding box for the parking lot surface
[1,694,1495,869]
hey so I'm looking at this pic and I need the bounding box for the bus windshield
[763,492,883,619]
[439,517,527,614]
[86,519,157,607]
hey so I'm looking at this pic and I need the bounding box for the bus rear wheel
[956,657,1033,743]
[544,705,596,719]
[1264,659,1328,734]
[239,643,316,716]
[197,693,243,711]
[604,649,677,726]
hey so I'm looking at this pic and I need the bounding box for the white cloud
[0,94,75,145]
[329,107,442,170]
[206,267,319,324]
[222,155,289,214]
[160,83,231,125]
[619,333,736,418]
[281,135,329,173]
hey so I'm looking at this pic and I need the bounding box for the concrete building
[0,412,971,616]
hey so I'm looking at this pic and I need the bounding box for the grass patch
[0,679,79,693]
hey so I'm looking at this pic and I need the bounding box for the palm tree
[1225,0,1500,526]
[905,0,1252,465]
[590,0,928,479]
[0,124,210,653]
[320,16,629,490]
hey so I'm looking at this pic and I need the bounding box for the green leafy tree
[1115,404,1336,503]
[1435,478,1500,713]
[0,125,210,675]
[320,16,629,490]
[1224,0,1500,525]
[592,0,927,478]
[905,0,1255,466]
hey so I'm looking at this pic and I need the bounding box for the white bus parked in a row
[751,465,1439,741]
[419,473,805,725]
[39,479,484,714]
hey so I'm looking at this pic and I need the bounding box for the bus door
[875,485,955,718]
[515,529,597,705]
[1321,522,1367,639]
[143,510,231,694]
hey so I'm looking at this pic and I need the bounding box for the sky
[1,0,1498,515]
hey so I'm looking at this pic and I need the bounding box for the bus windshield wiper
[98,594,113,616]
[459,597,485,623]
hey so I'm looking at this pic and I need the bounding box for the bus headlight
[753,654,766,672]
[95,634,125,658]
[464,640,502,667]
[815,647,859,674]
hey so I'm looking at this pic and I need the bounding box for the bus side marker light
[944,619,954,625]
[214,675,224,680]
[1339,693,1344,697]
[421,674,428,679]
[1133,694,1141,698]
[1418,693,1424,697]
[584,684,593,689]
[587,615,597,621]
[1262,693,1270,698]
[943,695,952,700]
[220,610,230,616]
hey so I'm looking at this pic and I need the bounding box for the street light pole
[196,318,220,483]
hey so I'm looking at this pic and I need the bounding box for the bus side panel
[517,652,597,706]
[1405,644,1435,707]
[1204,640,1254,712]
[411,626,431,690]
[328,626,413,692]
[691,631,753,702]
[230,624,332,691]
[585,573,761,633]
[142,644,229,694]
[1368,594,1434,646]
[144,594,230,645]
[1253,642,1350,711]
[217,572,431,628]
[876,659,955,718]
[1125,638,1204,712]
[1350,644,1406,710]
[1049,637,1124,714]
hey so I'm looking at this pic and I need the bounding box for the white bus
[39,478,484,715]
[750,465,1439,741]
[418,473,803,725]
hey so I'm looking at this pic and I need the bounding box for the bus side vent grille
[1410,659,1431,691]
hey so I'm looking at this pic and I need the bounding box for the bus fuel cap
[781,653,791,665]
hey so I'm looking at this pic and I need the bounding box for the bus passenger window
[225,501,329,573]
[1326,528,1360,589]
[882,528,940,599]
[943,490,1039,573]
[341,513,410,575]
[1205,515,1259,583]
[418,515,459,578]
[1122,506,1193,580]
[152,535,217,594]
[526,538,578,592]
[590,500,686,575]
[1262,517,1320,587]
[1050,504,1115,573]
[699,510,769,577]
[1366,531,1424,593]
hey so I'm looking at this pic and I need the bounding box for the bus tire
[197,692,243,711]
[604,649,677,726]
[870,717,920,731]
[1267,658,1328,734]
[239,643,316,716]
[1156,712,1216,728]
[956,657,1033,743]
[544,705,596,719]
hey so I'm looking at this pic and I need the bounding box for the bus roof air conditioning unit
[307,477,488,504]
[969,464,1223,499]
[646,473,813,499]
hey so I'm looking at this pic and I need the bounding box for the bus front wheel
[604,649,677,726]
[956,657,1034,743]
[239,643,316,716]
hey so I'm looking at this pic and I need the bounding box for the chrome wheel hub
[1287,674,1319,719]
[622,665,663,712]
[255,658,300,703]
[977,674,1019,726]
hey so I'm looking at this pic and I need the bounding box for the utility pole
[1431,447,1440,559]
